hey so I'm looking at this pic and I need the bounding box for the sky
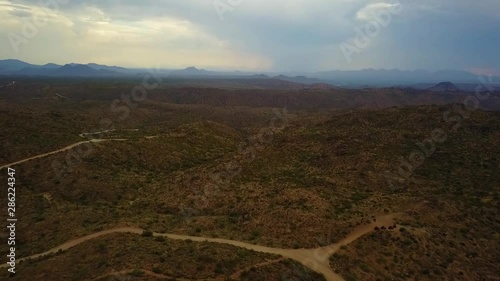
[1,0,499,74]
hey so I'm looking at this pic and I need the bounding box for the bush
[128,269,144,277]
[97,242,107,252]
[142,230,153,237]
[214,263,224,274]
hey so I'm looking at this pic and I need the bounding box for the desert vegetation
[0,79,498,280]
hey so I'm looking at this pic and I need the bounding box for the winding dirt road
[2,214,398,281]
[0,138,127,170]
[0,129,157,170]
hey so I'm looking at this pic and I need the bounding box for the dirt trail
[2,214,398,281]
[230,258,285,279]
[0,139,127,170]
[0,129,161,170]
[92,268,185,280]
[79,129,139,138]
[92,260,286,281]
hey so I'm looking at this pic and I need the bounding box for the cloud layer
[1,0,499,73]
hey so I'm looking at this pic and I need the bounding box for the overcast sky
[1,0,499,73]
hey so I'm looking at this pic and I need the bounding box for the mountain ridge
[1,59,499,87]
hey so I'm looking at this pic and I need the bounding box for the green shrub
[128,269,144,277]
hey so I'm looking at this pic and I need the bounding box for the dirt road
[0,139,127,170]
[2,214,398,281]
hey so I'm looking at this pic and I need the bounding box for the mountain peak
[428,81,459,92]
[169,66,211,76]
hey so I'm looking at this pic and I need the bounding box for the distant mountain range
[313,68,490,86]
[0,60,329,85]
[1,59,499,88]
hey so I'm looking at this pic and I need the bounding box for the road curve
[2,214,398,281]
